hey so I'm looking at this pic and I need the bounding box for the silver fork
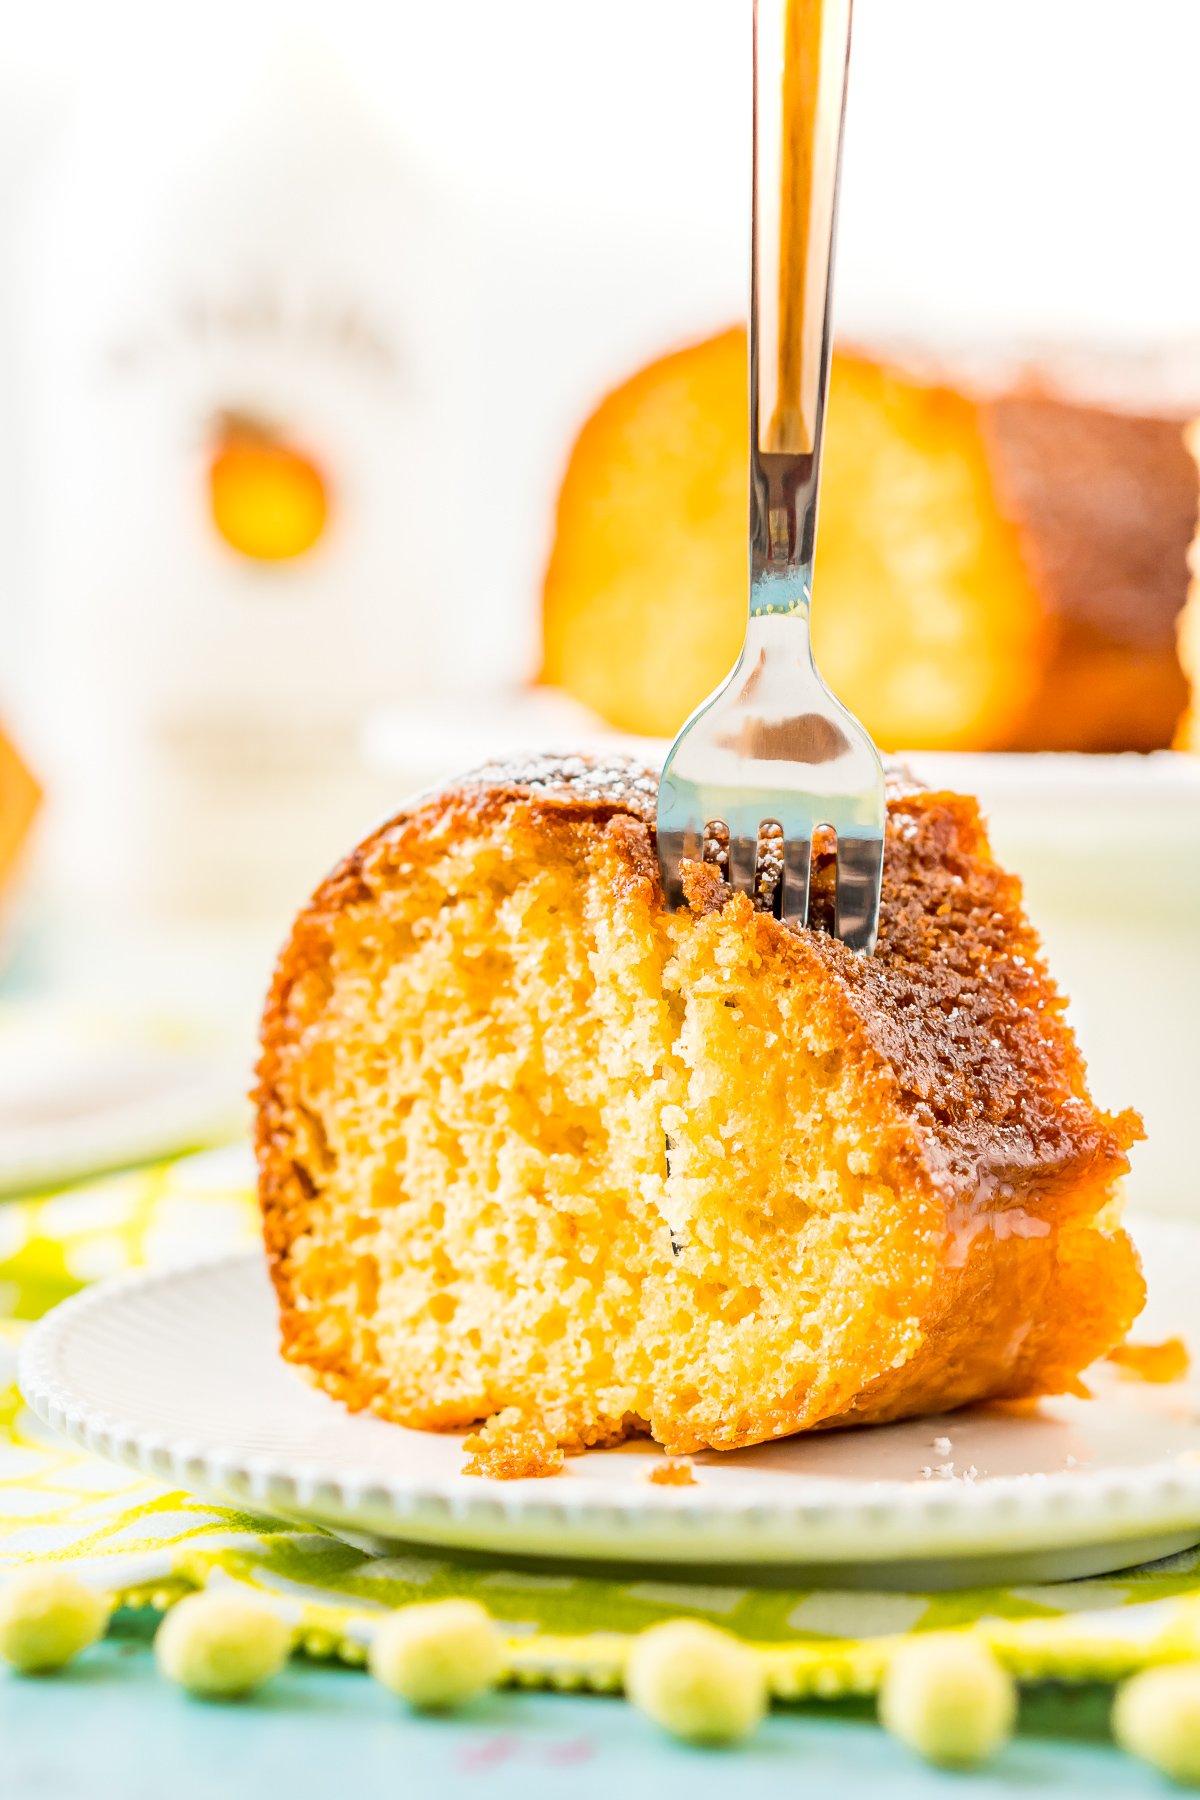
[656,0,885,952]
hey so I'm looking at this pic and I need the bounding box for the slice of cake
[256,755,1144,1463]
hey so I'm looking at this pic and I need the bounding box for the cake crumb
[1106,1336,1191,1385]
[463,1408,565,1479]
[647,1459,697,1488]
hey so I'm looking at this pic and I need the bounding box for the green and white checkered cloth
[3,1148,1200,1697]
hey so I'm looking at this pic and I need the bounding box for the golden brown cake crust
[256,753,1144,1453]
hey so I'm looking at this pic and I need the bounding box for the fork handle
[750,0,853,612]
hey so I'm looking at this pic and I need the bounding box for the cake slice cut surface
[256,756,1144,1462]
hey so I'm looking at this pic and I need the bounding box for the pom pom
[368,1600,501,1710]
[0,1569,109,1673]
[879,1634,1015,1769]
[155,1590,291,1698]
[1114,1664,1200,1786]
[626,1619,766,1746]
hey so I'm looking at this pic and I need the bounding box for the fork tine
[727,834,758,897]
[754,820,784,913]
[834,834,884,953]
[655,829,686,910]
[683,824,706,869]
[661,825,706,906]
[702,819,730,881]
[779,834,812,927]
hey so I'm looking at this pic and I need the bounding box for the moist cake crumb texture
[255,754,1145,1466]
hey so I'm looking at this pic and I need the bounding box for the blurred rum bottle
[17,34,474,923]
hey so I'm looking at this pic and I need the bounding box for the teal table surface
[0,1636,1171,1800]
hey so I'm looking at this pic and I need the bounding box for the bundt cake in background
[256,755,1144,1467]
[542,330,1198,753]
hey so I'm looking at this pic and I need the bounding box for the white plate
[0,1007,246,1197]
[19,1218,1200,1590]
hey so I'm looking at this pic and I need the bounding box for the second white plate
[0,1007,245,1197]
[19,1218,1200,1591]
